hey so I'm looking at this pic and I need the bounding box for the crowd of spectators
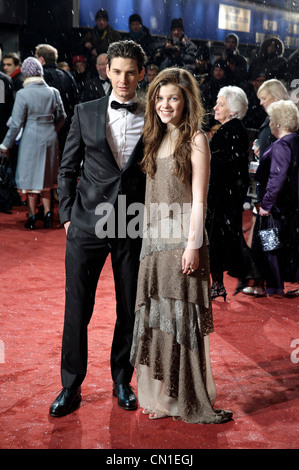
[1,9,297,140]
[0,8,298,297]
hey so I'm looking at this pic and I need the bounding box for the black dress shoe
[44,211,52,228]
[113,383,137,410]
[24,215,36,230]
[49,387,81,417]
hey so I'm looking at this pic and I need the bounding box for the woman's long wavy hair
[141,67,205,182]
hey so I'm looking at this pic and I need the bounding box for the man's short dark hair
[107,40,146,73]
[3,52,21,66]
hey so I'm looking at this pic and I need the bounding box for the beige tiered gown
[130,151,233,424]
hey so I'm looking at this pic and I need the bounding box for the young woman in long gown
[130,67,233,424]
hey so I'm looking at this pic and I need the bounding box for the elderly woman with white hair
[253,100,299,297]
[205,86,259,300]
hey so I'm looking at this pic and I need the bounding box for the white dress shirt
[106,91,144,170]
[99,74,110,95]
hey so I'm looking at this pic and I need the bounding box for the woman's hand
[182,248,199,275]
[259,207,270,216]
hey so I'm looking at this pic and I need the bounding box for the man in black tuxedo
[49,40,146,417]
[80,53,112,103]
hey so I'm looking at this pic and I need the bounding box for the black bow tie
[110,100,137,114]
[100,78,110,84]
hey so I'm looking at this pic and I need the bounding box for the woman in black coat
[206,86,259,300]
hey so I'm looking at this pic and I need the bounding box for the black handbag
[258,214,281,252]
[52,89,63,124]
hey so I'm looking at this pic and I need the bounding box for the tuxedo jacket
[57,94,145,235]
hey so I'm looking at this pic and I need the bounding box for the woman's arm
[182,131,210,274]
[260,139,291,214]
[1,92,28,149]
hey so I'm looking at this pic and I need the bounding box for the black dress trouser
[60,223,141,389]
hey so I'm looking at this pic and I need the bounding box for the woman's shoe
[254,287,265,296]
[44,211,52,228]
[24,215,36,230]
[211,286,227,301]
[242,286,255,295]
[142,406,152,415]
[242,286,265,296]
[234,279,248,295]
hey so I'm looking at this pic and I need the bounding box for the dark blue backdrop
[79,0,299,47]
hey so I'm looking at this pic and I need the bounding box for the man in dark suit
[2,52,24,93]
[0,46,14,142]
[49,40,146,417]
[79,53,112,103]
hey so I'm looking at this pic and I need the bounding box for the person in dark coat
[0,67,14,142]
[153,18,197,70]
[81,9,121,67]
[254,100,299,296]
[221,33,248,84]
[35,43,79,158]
[71,55,95,94]
[287,48,299,85]
[2,52,24,93]
[0,49,14,212]
[249,36,288,82]
[200,59,234,132]
[242,68,267,133]
[79,53,111,103]
[205,86,259,300]
[127,14,153,60]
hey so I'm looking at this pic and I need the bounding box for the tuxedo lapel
[123,136,143,172]
[95,95,109,149]
[95,95,120,170]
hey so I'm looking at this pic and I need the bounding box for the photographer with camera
[152,18,197,70]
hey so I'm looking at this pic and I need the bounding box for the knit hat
[129,14,142,24]
[171,18,184,31]
[21,57,44,77]
[72,55,86,65]
[213,58,227,70]
[95,9,108,21]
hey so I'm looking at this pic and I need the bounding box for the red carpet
[0,205,298,451]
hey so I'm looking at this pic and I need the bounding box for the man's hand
[64,221,71,234]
